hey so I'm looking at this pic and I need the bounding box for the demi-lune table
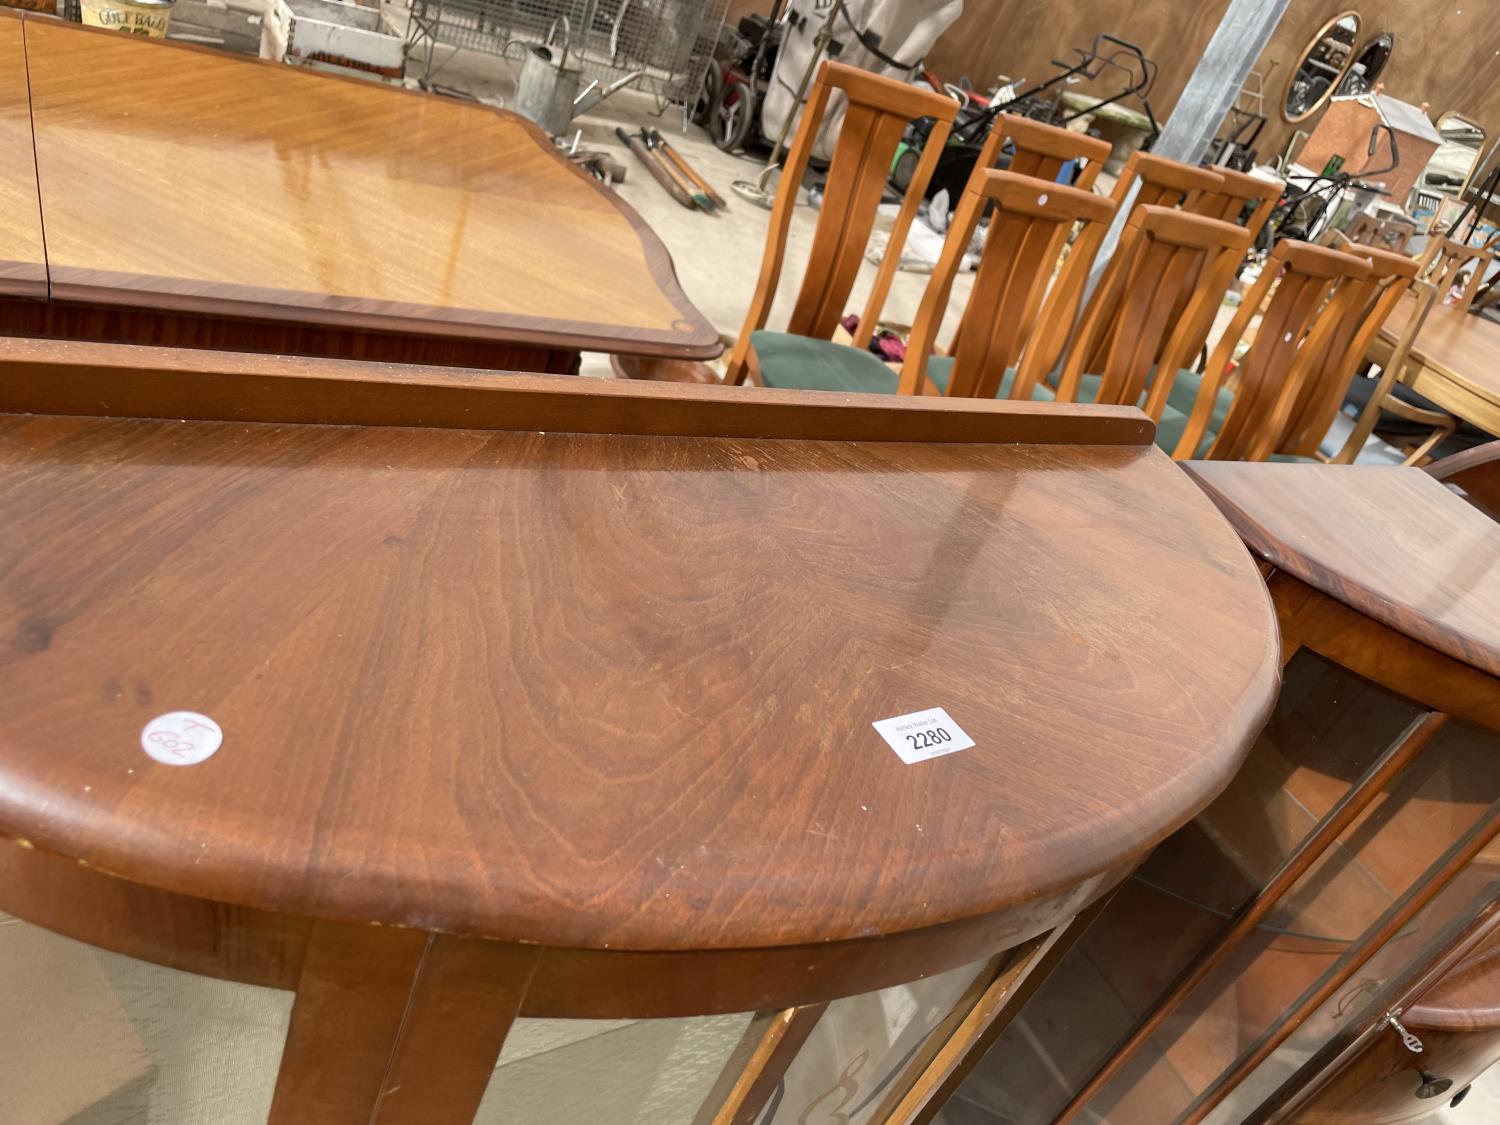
[0,356,1277,1124]
[1013,461,1500,1125]
[0,13,719,373]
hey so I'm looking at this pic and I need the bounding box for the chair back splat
[1419,231,1500,313]
[724,63,958,386]
[1177,240,1372,462]
[898,170,1116,399]
[1031,153,1227,380]
[1282,244,1420,458]
[935,115,1113,360]
[1185,166,1284,244]
[1053,206,1250,411]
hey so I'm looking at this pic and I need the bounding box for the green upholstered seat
[753,331,1045,401]
[1155,405,1213,459]
[1316,409,1409,466]
[1154,402,1406,464]
[752,331,899,394]
[1165,369,1234,437]
[924,356,1048,400]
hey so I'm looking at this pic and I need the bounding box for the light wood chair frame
[1052,206,1251,414]
[723,62,957,386]
[940,114,1113,362]
[1175,240,1372,462]
[897,170,1116,399]
[1026,153,1228,381]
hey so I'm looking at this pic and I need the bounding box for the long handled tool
[648,129,726,209]
[615,126,696,210]
[640,129,715,213]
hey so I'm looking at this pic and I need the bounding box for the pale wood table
[1379,298,1500,438]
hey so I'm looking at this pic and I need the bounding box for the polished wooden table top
[0,20,45,299]
[1184,461,1500,677]
[0,381,1277,954]
[1383,296,1500,436]
[0,14,718,358]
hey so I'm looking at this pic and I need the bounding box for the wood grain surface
[0,18,44,299]
[0,413,1276,952]
[7,13,718,358]
[1184,462,1500,677]
[0,334,1157,444]
[1379,298,1500,437]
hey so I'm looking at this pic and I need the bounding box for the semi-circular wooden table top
[1183,461,1500,679]
[0,13,719,359]
[0,384,1279,955]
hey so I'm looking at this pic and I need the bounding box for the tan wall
[927,0,1500,166]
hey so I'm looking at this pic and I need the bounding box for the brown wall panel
[926,0,1500,172]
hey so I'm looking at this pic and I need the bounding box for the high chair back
[1033,153,1227,378]
[1186,166,1284,243]
[724,63,958,386]
[1281,244,1421,458]
[930,116,1113,362]
[1051,206,1250,410]
[1176,241,1372,462]
[898,170,1116,398]
[1418,231,1500,312]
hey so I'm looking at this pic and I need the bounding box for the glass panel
[1208,838,1500,1123]
[0,910,292,1125]
[765,957,993,1125]
[475,1013,754,1125]
[947,650,1500,1124]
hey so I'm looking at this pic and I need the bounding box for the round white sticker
[141,712,223,767]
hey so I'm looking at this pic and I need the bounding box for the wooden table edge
[1182,462,1500,678]
[11,10,721,361]
[0,335,1159,444]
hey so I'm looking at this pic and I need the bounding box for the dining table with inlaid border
[0,12,720,374]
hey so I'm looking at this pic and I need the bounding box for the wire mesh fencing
[407,0,728,111]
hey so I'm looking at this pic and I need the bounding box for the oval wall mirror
[1337,31,1393,96]
[1283,11,1361,122]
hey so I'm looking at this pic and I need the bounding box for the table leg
[269,922,537,1125]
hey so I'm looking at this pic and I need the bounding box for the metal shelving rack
[405,0,727,115]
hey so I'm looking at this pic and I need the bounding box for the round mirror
[1337,32,1393,96]
[1283,11,1361,122]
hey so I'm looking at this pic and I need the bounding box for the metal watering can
[511,17,640,137]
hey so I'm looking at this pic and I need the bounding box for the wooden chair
[967,112,1113,192]
[1048,206,1251,416]
[1281,244,1450,465]
[1185,165,1284,244]
[723,62,957,387]
[1026,153,1227,379]
[935,115,1113,363]
[1427,440,1500,520]
[1162,240,1373,462]
[1418,230,1500,313]
[750,170,1115,397]
[1137,166,1286,378]
[897,171,1115,398]
[1340,210,1417,254]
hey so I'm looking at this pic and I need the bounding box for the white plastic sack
[760,0,964,162]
